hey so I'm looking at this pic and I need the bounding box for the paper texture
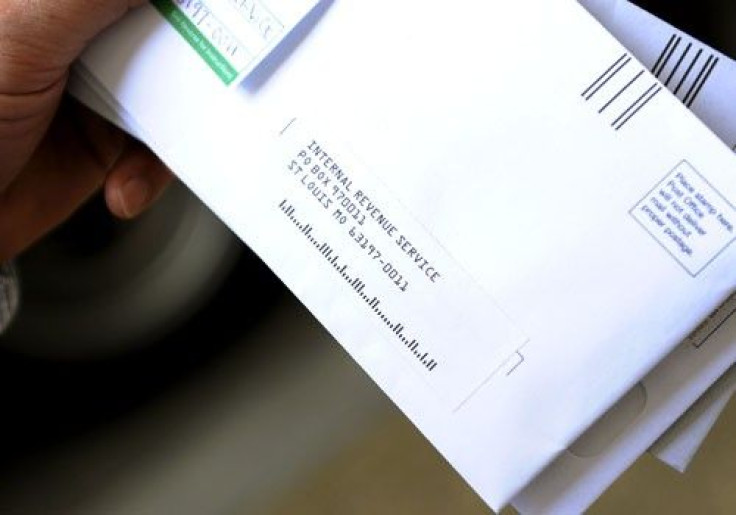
[73,1,736,509]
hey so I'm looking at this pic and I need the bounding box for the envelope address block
[276,120,529,409]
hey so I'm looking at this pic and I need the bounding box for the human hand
[0,0,173,262]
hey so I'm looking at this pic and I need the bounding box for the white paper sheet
[651,366,736,473]
[73,1,736,509]
[513,2,736,512]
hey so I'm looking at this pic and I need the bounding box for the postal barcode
[582,53,662,131]
[279,199,440,373]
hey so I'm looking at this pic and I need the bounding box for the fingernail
[118,176,151,218]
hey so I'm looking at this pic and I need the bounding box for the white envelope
[74,1,736,509]
[69,0,736,480]
[512,2,736,512]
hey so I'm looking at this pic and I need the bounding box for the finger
[0,77,62,193]
[104,142,174,219]
[0,0,147,92]
[0,100,126,262]
[0,0,144,191]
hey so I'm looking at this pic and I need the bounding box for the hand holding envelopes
[76,0,736,509]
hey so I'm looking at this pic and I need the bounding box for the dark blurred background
[0,184,284,466]
[634,0,736,55]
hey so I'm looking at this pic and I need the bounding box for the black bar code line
[685,56,719,108]
[652,34,677,76]
[582,53,628,98]
[615,86,662,131]
[585,56,632,101]
[612,83,658,128]
[674,48,703,97]
[664,42,692,87]
[654,35,682,78]
[599,70,645,114]
[683,55,716,106]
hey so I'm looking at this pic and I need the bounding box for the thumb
[0,0,146,92]
[0,0,146,189]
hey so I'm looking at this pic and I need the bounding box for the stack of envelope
[69,0,736,512]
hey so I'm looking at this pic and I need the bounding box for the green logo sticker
[152,0,242,85]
